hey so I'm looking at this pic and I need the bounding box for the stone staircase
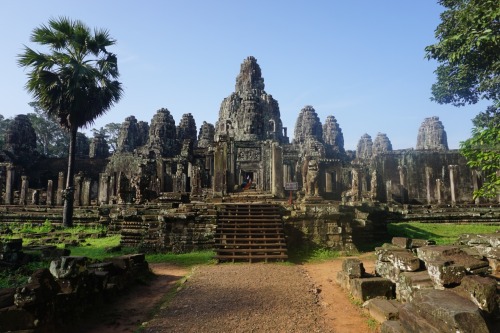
[214,203,288,262]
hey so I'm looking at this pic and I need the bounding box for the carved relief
[237,148,261,162]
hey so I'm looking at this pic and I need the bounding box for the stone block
[350,277,395,301]
[342,258,365,278]
[448,253,491,275]
[380,319,404,333]
[487,258,499,274]
[0,288,15,308]
[454,275,497,314]
[416,245,463,263]
[389,251,421,272]
[363,298,400,323]
[392,237,410,249]
[336,270,350,291]
[396,271,434,303]
[405,289,489,333]
[426,259,466,289]
[375,244,408,262]
[2,238,22,252]
[409,238,435,248]
[475,245,500,260]
[375,260,400,283]
[50,256,88,280]
[398,303,442,333]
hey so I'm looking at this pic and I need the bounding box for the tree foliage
[426,0,499,199]
[0,114,12,151]
[18,17,123,226]
[92,122,121,152]
[27,102,69,157]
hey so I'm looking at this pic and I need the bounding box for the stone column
[425,167,433,204]
[471,170,481,205]
[436,179,442,204]
[74,174,83,207]
[398,165,408,204]
[46,180,54,206]
[56,172,65,206]
[213,143,227,195]
[271,142,284,198]
[20,176,29,205]
[98,173,110,204]
[109,173,116,199]
[81,178,91,206]
[5,165,14,205]
[0,175,2,204]
[31,190,39,205]
[448,165,458,205]
[351,168,361,201]
[386,180,392,203]
[325,171,332,193]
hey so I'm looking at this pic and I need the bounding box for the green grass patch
[65,235,137,260]
[145,250,216,267]
[288,246,342,264]
[387,222,499,245]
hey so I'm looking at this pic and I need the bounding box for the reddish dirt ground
[77,255,379,333]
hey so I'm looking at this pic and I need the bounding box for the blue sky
[1,1,485,150]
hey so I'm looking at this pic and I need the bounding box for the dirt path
[78,256,378,333]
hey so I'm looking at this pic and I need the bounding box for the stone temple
[0,56,493,207]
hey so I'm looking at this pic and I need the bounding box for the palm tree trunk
[62,127,77,227]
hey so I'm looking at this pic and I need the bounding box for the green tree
[27,102,69,157]
[18,17,123,226]
[425,0,499,199]
[92,122,121,153]
[0,115,12,151]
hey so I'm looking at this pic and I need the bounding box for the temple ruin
[0,56,497,251]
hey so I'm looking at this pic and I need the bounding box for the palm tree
[18,17,123,227]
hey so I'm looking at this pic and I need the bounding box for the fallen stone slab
[375,260,400,283]
[409,238,435,248]
[342,258,365,278]
[380,319,404,333]
[375,244,409,262]
[351,277,395,301]
[426,259,466,289]
[416,245,463,263]
[336,270,351,291]
[396,271,434,303]
[49,256,88,279]
[389,251,421,272]
[398,303,442,333]
[363,298,400,323]
[403,289,489,333]
[392,237,411,249]
[453,275,498,315]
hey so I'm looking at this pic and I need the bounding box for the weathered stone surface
[426,260,466,288]
[376,260,400,283]
[0,288,15,308]
[409,238,436,248]
[0,306,36,331]
[336,270,351,291]
[116,115,149,153]
[391,237,411,249]
[144,108,178,157]
[14,268,61,308]
[375,243,408,261]
[2,114,38,165]
[396,271,434,303]
[381,319,404,333]
[342,258,365,278]
[215,56,286,143]
[75,132,90,158]
[416,245,463,263]
[197,121,215,148]
[294,105,323,146]
[416,116,448,151]
[356,133,373,160]
[322,115,345,156]
[390,251,421,272]
[363,298,400,323]
[351,277,395,301]
[89,133,109,158]
[373,132,393,155]
[401,289,489,333]
[177,113,197,143]
[398,303,442,333]
[49,256,88,279]
[454,275,498,314]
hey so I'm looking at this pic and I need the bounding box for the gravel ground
[143,263,334,333]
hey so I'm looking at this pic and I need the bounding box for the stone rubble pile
[0,253,150,332]
[337,233,499,333]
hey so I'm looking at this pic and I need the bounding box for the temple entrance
[241,171,254,190]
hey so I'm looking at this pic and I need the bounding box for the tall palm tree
[18,17,123,227]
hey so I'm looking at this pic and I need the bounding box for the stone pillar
[74,174,83,207]
[46,180,54,206]
[471,170,481,205]
[386,180,392,203]
[425,167,434,204]
[351,168,361,201]
[398,165,408,204]
[56,172,65,206]
[213,142,227,195]
[436,179,442,204]
[0,175,3,204]
[370,170,378,201]
[325,171,332,193]
[448,165,458,205]
[271,142,284,198]
[20,176,29,205]
[81,178,91,206]
[5,165,14,205]
[109,173,116,199]
[98,173,110,204]
[31,190,39,205]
